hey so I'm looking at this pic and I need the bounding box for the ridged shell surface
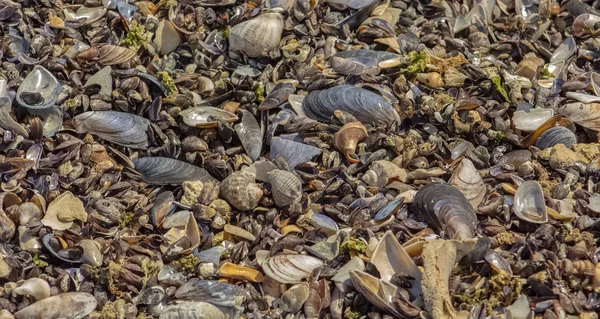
[134,157,215,185]
[73,111,150,148]
[219,171,263,211]
[412,183,478,239]
[267,169,302,207]
[334,49,400,63]
[175,279,245,307]
[449,158,486,208]
[270,137,322,169]
[262,254,324,284]
[235,110,263,161]
[302,85,398,125]
[14,292,97,319]
[229,13,284,58]
[159,301,236,319]
[535,126,577,149]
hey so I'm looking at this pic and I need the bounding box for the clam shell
[449,158,486,208]
[412,183,478,239]
[514,181,548,224]
[349,270,403,318]
[219,171,263,211]
[14,292,97,319]
[262,254,324,284]
[16,65,60,110]
[73,111,150,148]
[535,126,577,149]
[97,45,136,66]
[235,110,263,161]
[134,157,216,185]
[302,85,399,125]
[179,106,238,128]
[175,279,246,307]
[229,13,284,58]
[557,102,600,131]
[267,169,303,207]
[270,137,322,169]
[154,20,182,56]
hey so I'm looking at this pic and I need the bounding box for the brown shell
[97,45,136,66]
[267,169,302,207]
[333,122,368,163]
[219,171,263,211]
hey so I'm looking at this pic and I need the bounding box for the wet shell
[175,279,246,307]
[73,111,150,148]
[535,126,577,149]
[262,254,324,284]
[412,183,478,239]
[179,106,238,128]
[514,181,548,224]
[14,292,97,319]
[333,122,368,163]
[270,137,322,169]
[229,13,284,58]
[235,110,263,161]
[334,49,400,63]
[302,85,399,125]
[219,171,263,211]
[16,65,61,110]
[267,169,303,207]
[557,102,600,131]
[134,157,216,185]
[449,158,486,208]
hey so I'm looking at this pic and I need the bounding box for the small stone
[180,181,204,206]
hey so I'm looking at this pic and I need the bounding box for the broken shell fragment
[218,262,264,282]
[13,278,51,301]
[41,191,87,231]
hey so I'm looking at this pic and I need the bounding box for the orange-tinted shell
[333,122,368,163]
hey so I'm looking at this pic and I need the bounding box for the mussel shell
[235,110,262,161]
[14,292,97,319]
[513,181,548,224]
[550,36,576,63]
[175,279,246,307]
[412,183,478,239]
[159,301,238,319]
[73,111,150,148]
[558,102,600,131]
[535,126,577,150]
[16,65,61,110]
[42,233,83,264]
[302,85,399,125]
[270,137,322,169]
[134,157,216,185]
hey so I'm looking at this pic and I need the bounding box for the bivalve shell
[267,170,303,207]
[229,13,284,58]
[14,292,97,319]
[262,254,324,284]
[535,126,577,149]
[513,181,548,224]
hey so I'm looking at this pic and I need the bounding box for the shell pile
[2,0,600,318]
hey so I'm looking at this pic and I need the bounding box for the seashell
[159,301,238,319]
[591,72,600,97]
[259,82,296,110]
[73,111,150,148]
[94,45,135,66]
[18,226,41,251]
[302,85,399,125]
[330,56,379,75]
[224,224,256,241]
[513,181,548,224]
[550,36,576,62]
[305,234,340,261]
[535,126,577,150]
[151,191,175,227]
[218,262,264,282]
[79,239,103,267]
[415,72,445,88]
[42,233,84,263]
[84,66,112,96]
[449,158,486,208]
[163,211,201,257]
[154,20,182,56]
[270,137,322,169]
[235,110,263,161]
[512,108,554,132]
[16,65,61,110]
[557,102,600,131]
[175,279,246,307]
[371,231,421,297]
[13,278,51,301]
[412,183,478,239]
[41,191,87,231]
[262,254,324,284]
[229,13,284,58]
[515,56,544,80]
[304,279,329,318]
[117,2,136,22]
[331,256,365,291]
[333,122,368,163]
[335,49,400,64]
[136,286,165,306]
[573,13,600,35]
[267,169,303,207]
[349,270,403,318]
[565,92,600,103]
[508,294,531,319]
[134,157,216,185]
[219,171,263,211]
[179,106,238,128]
[14,292,97,319]
[310,214,339,235]
[64,6,107,25]
[0,95,28,138]
[280,282,310,314]
[484,251,513,275]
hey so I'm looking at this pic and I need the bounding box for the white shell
[14,292,97,319]
[13,278,51,301]
[449,158,486,208]
[262,254,324,284]
[229,13,284,58]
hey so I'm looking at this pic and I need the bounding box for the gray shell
[134,157,216,185]
[334,49,400,62]
[302,85,399,125]
[175,279,246,307]
[412,183,478,239]
[235,110,263,161]
[535,126,577,149]
[267,169,303,207]
[16,65,61,110]
[73,111,150,148]
[270,137,322,169]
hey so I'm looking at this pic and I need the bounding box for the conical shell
[333,122,367,163]
[267,169,302,207]
[220,171,263,211]
[262,254,324,284]
[229,13,284,58]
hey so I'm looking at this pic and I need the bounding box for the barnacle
[341,238,367,255]
[123,21,147,49]
[156,71,178,95]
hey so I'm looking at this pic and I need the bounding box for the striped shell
[219,171,263,211]
[267,169,302,207]
[73,111,150,148]
[270,137,322,169]
[235,110,263,161]
[262,254,324,284]
[134,157,215,185]
[229,13,284,58]
[535,126,577,149]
